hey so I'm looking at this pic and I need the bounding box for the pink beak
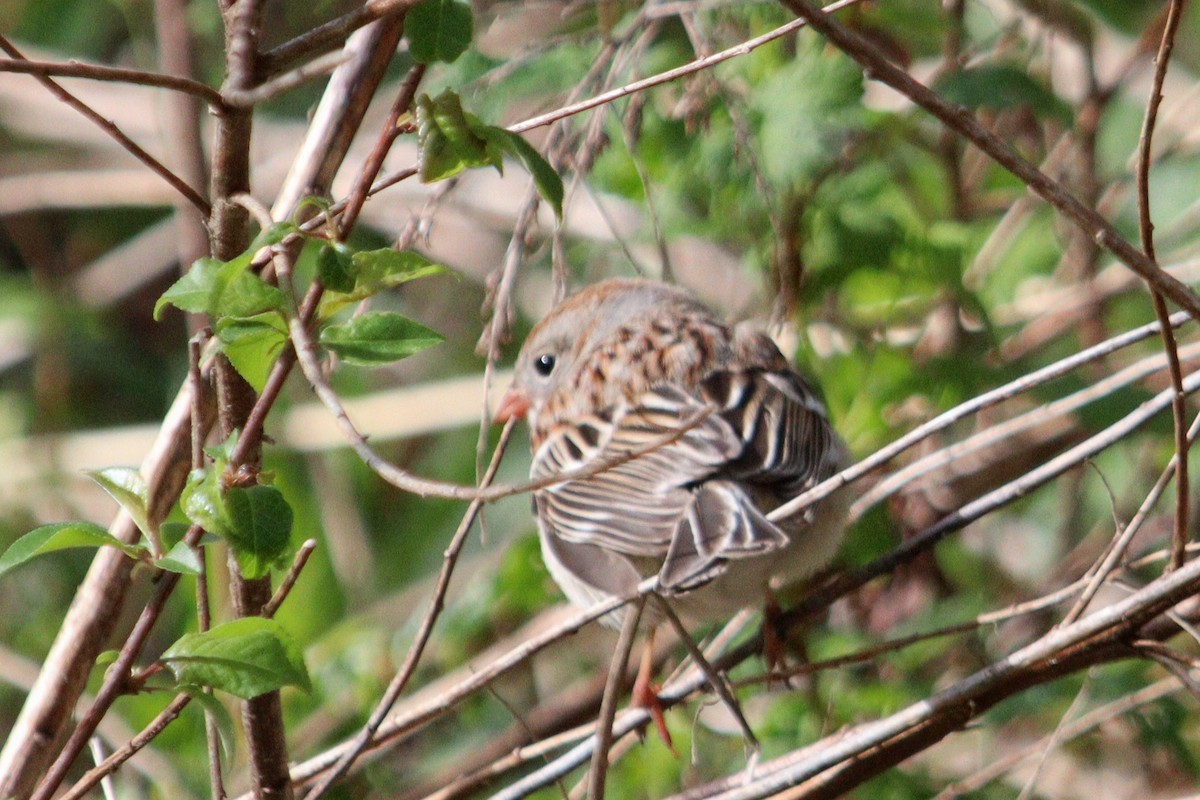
[494,387,531,423]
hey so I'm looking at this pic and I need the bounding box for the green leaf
[183,686,238,763]
[935,64,1072,124]
[0,522,146,579]
[316,242,356,294]
[407,0,473,64]
[160,521,191,550]
[183,470,294,579]
[214,312,289,393]
[250,221,300,249]
[86,467,152,542]
[224,484,294,580]
[162,617,312,699]
[475,125,563,218]
[182,469,233,539]
[154,541,203,575]
[319,311,444,366]
[417,91,497,183]
[154,256,284,322]
[319,249,449,317]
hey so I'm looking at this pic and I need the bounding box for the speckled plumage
[500,278,849,625]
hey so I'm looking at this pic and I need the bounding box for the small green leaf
[224,485,294,580]
[319,249,449,317]
[476,125,563,218]
[182,470,293,579]
[250,221,300,249]
[416,91,497,183]
[155,541,203,575]
[316,242,356,294]
[155,256,284,322]
[162,617,312,699]
[0,522,146,579]
[160,521,192,550]
[352,248,447,288]
[86,467,153,542]
[183,686,237,763]
[214,312,289,393]
[407,0,473,64]
[220,272,285,320]
[155,257,223,320]
[320,311,444,366]
[182,469,232,538]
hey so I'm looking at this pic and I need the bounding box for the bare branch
[0,36,211,215]
[1135,0,1190,569]
[777,0,1200,320]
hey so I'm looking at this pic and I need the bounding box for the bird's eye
[534,353,556,377]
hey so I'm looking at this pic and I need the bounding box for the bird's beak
[494,387,531,423]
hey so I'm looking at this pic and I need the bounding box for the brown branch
[57,533,318,800]
[257,0,419,77]
[0,37,211,216]
[222,49,348,108]
[776,0,1200,321]
[298,422,517,799]
[661,555,1200,800]
[208,2,297,796]
[1135,0,1190,570]
[28,525,205,800]
[272,17,408,220]
[933,677,1184,799]
[56,695,194,800]
[0,379,206,799]
[336,62,427,237]
[0,56,224,107]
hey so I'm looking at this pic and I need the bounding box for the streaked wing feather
[704,368,844,498]
[532,386,738,558]
[659,480,789,591]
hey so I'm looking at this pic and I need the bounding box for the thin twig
[59,695,193,800]
[653,597,758,751]
[508,0,863,137]
[29,525,205,800]
[1063,409,1200,625]
[299,423,519,798]
[851,340,1200,518]
[1135,0,1190,570]
[0,37,211,215]
[777,0,1200,319]
[258,0,418,75]
[57,529,317,800]
[264,540,318,618]
[933,677,1184,799]
[588,598,644,800]
[336,62,427,238]
[0,56,224,106]
[222,49,349,108]
[188,332,225,799]
[773,310,1192,521]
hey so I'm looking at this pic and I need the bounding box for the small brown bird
[496,278,848,742]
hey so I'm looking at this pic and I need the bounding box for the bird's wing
[532,385,736,559]
[532,374,833,591]
[702,367,846,516]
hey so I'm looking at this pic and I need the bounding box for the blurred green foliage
[1,0,1199,798]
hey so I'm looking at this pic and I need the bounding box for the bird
[495,277,849,744]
